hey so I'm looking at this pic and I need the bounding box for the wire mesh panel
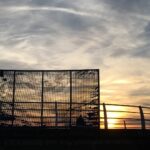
[14,71,42,126]
[71,70,99,128]
[0,71,14,126]
[43,71,70,127]
[0,70,100,128]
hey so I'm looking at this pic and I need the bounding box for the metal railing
[100,103,150,130]
[1,101,150,129]
[0,69,150,130]
[0,101,99,128]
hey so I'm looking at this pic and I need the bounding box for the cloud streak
[1,6,100,18]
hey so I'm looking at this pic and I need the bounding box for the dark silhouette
[0,70,3,77]
[76,115,86,127]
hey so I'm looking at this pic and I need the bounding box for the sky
[0,0,150,106]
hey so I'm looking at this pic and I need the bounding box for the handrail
[100,103,150,130]
[1,101,150,129]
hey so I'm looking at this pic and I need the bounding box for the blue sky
[0,0,150,105]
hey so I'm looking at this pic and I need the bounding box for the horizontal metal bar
[101,103,139,108]
[1,69,99,72]
[14,109,98,112]
[142,106,150,109]
[143,112,150,115]
[100,103,150,109]
[100,117,141,121]
[2,101,150,109]
[1,101,98,105]
[105,110,139,113]
[14,116,76,118]
[2,108,147,113]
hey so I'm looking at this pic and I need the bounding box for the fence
[1,69,150,129]
[100,103,150,129]
[0,69,100,128]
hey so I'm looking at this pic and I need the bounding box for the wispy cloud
[1,6,100,18]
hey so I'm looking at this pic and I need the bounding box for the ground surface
[0,127,150,150]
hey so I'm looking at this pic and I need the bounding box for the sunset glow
[107,105,125,129]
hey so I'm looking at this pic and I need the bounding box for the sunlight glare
[106,105,124,129]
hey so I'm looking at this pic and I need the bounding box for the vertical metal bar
[103,103,108,129]
[97,69,100,129]
[0,70,3,114]
[0,101,2,114]
[124,120,127,129]
[139,106,145,130]
[69,70,72,128]
[55,102,58,127]
[41,71,44,127]
[12,71,16,126]
[0,70,4,77]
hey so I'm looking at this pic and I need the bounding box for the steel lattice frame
[0,70,100,128]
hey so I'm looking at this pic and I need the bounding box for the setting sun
[101,105,126,129]
[107,105,124,128]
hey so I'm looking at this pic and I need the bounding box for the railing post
[0,70,4,77]
[139,106,145,130]
[55,102,58,127]
[124,120,127,129]
[12,71,16,126]
[0,70,3,114]
[98,69,100,129]
[41,71,44,127]
[103,103,108,129]
[0,101,2,114]
[69,70,72,128]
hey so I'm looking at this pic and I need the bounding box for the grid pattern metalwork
[0,70,100,128]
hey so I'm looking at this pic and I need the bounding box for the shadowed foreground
[0,127,150,150]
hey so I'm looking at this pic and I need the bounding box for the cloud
[129,87,150,97]
[110,44,150,59]
[0,60,32,69]
[144,21,150,33]
[0,0,150,106]
[110,49,128,57]
[101,0,150,15]
[0,0,72,7]
[1,6,100,18]
[132,45,150,58]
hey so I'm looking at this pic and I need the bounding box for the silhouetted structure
[0,127,150,150]
[1,69,150,130]
[0,69,100,128]
[76,115,86,127]
[1,69,150,149]
[101,103,150,129]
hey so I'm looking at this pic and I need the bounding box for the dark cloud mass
[0,0,150,105]
[101,0,150,14]
[110,49,128,57]
[0,60,32,69]
[130,87,150,97]
[132,46,150,58]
